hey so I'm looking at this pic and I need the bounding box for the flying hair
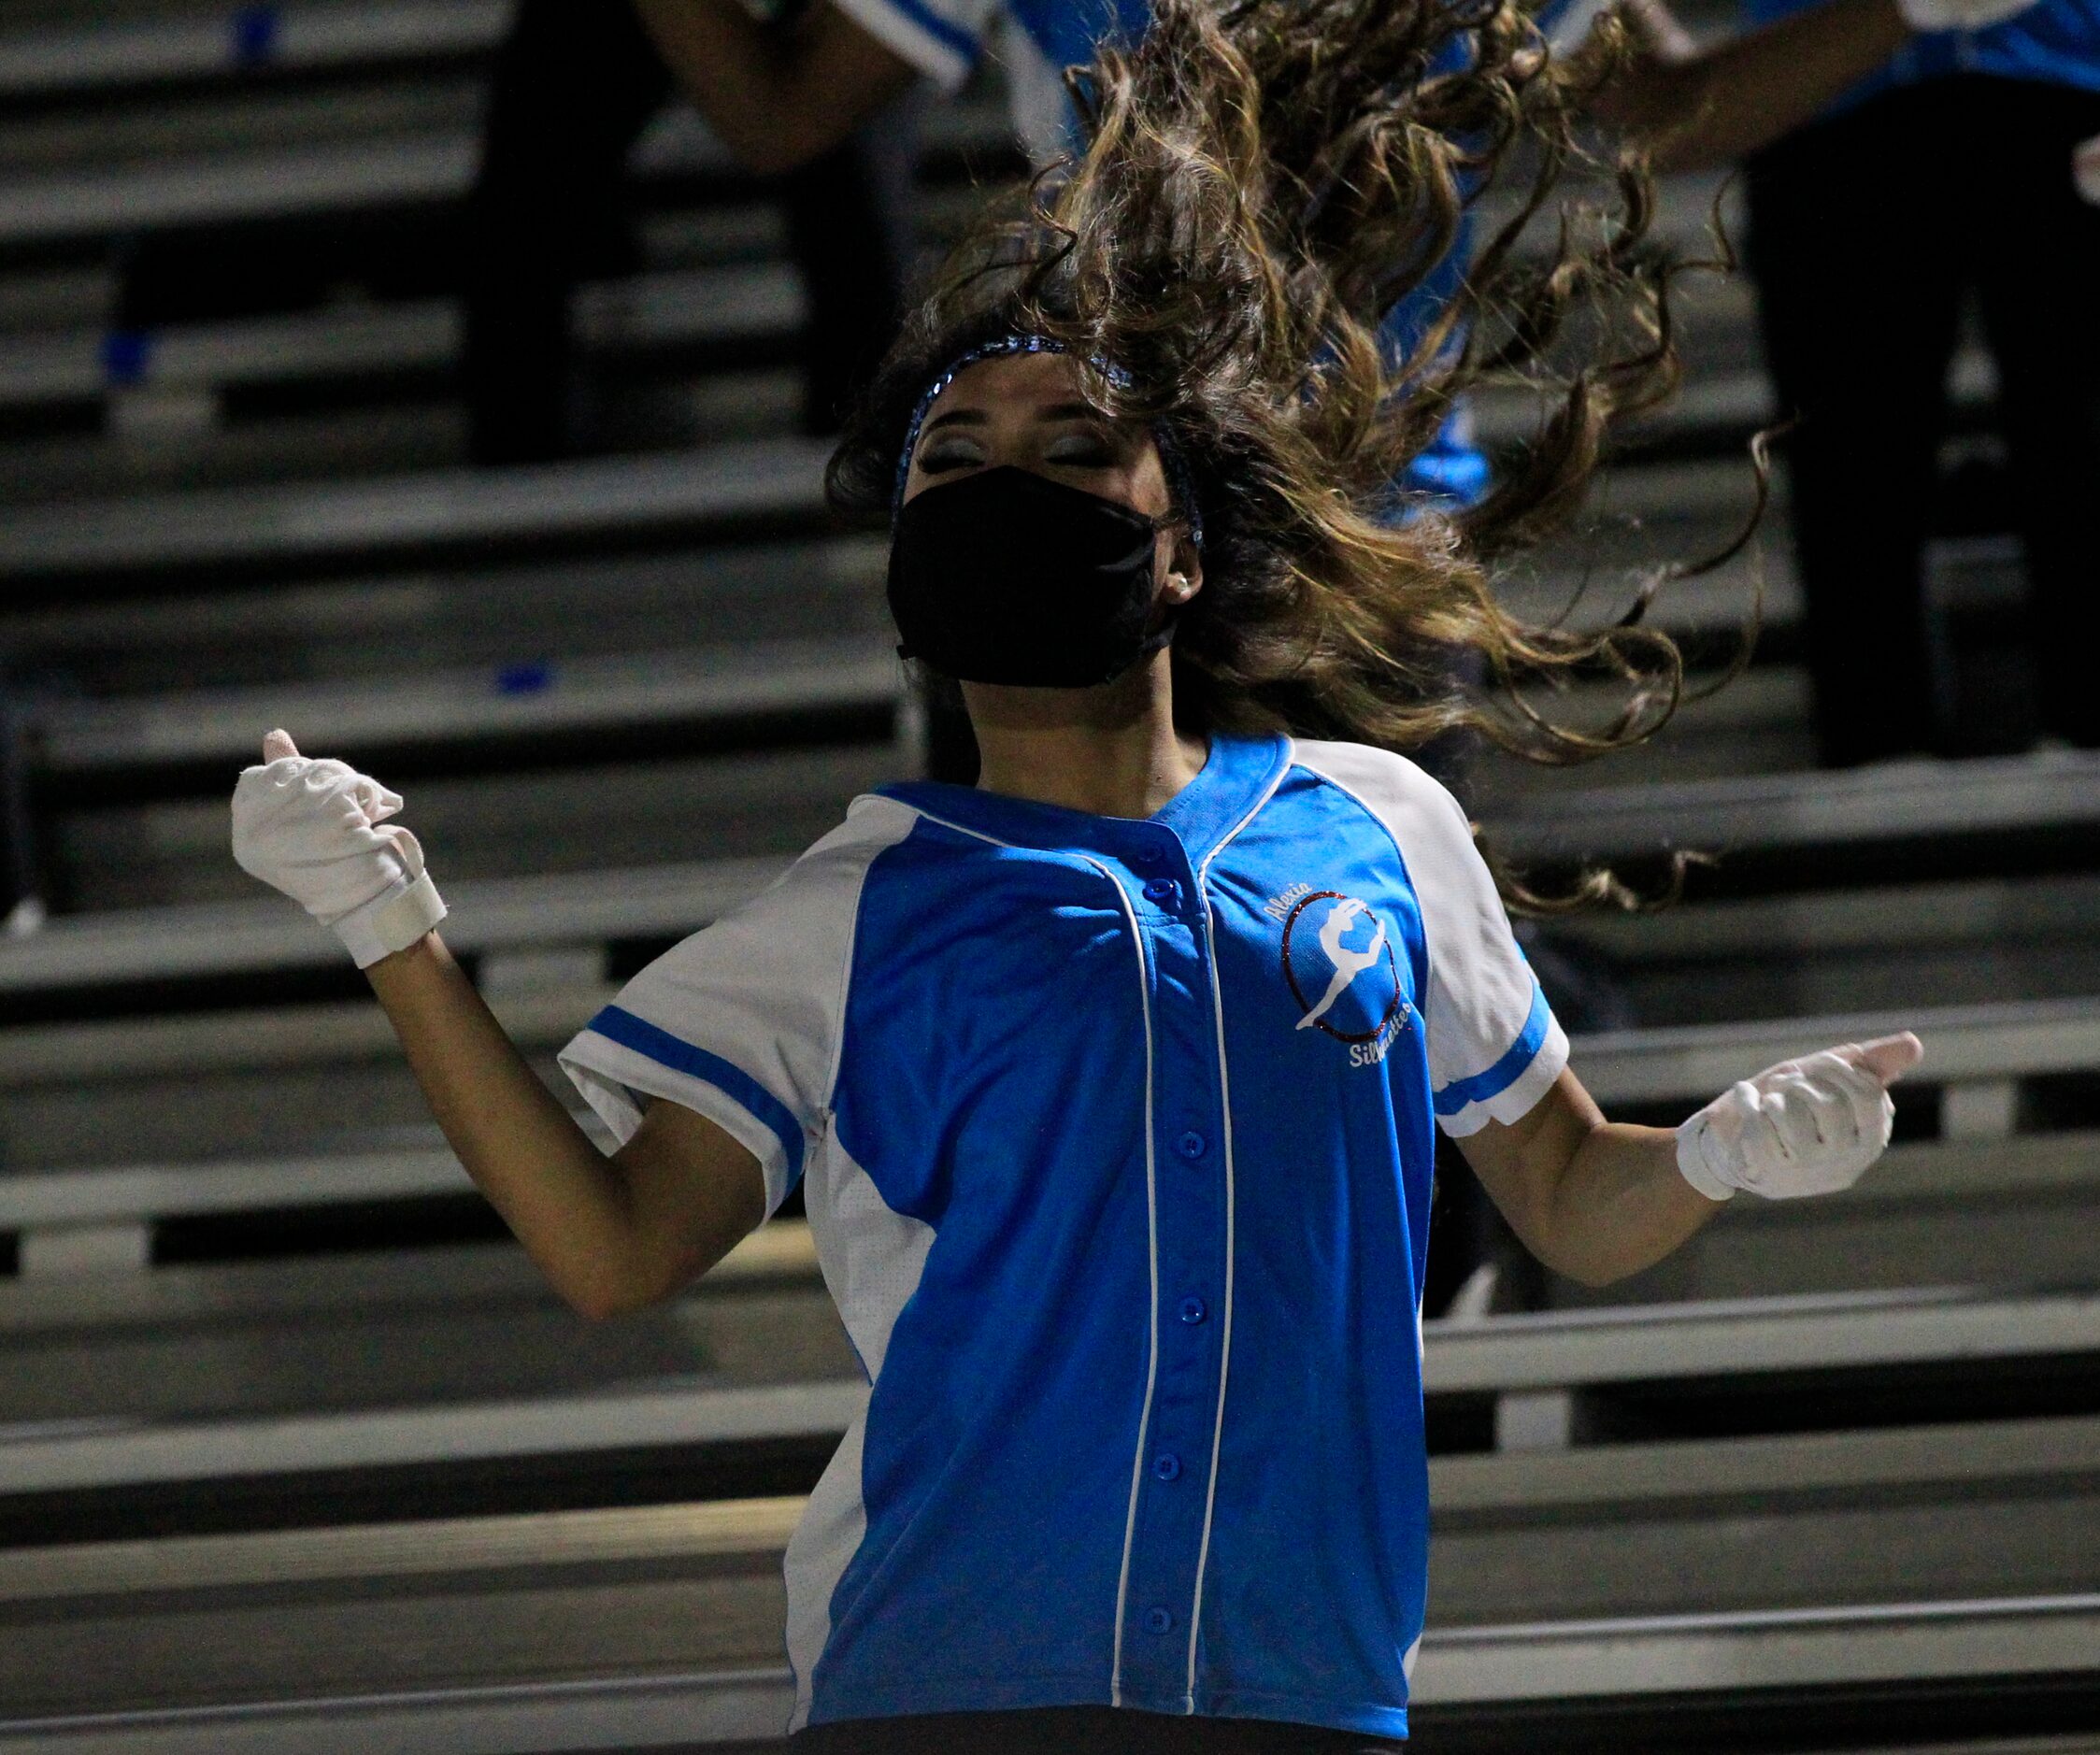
[826,0,1764,911]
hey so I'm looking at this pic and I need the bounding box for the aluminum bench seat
[3,987,2092,1170]
[36,633,899,774]
[18,748,2095,993]
[5,1109,2092,1313]
[56,739,907,915]
[13,830,2100,1036]
[1493,747,2100,864]
[0,1495,806,1748]
[13,623,1781,787]
[0,133,476,253]
[0,1583,2093,1752]
[0,1,508,102]
[0,856,795,994]
[0,446,1775,583]
[0,537,887,689]
[0,263,806,412]
[1550,871,2100,1026]
[1,1451,2097,1748]
[1553,1127,2100,1307]
[9,951,2098,1104]
[0,260,1798,425]
[0,443,835,585]
[6,1256,2099,1491]
[5,1115,2097,1300]
[0,83,1014,252]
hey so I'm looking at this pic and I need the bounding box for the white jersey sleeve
[1294,740,1570,1136]
[824,0,1000,92]
[557,796,918,1217]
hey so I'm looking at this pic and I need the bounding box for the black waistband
[790,1705,1407,1754]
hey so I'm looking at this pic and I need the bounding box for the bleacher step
[0,441,836,582]
[0,1,509,100]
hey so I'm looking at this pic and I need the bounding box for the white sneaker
[3,896,46,939]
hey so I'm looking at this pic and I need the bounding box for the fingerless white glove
[1676,1034,1921,1202]
[231,731,447,969]
[1895,0,2040,31]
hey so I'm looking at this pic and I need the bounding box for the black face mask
[887,465,1179,688]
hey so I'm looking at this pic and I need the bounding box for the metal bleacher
[3,3,2098,1750]
[5,1272,2098,1748]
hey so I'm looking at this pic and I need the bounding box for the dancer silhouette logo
[1279,891,1410,1057]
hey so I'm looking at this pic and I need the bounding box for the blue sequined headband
[893,335,1206,552]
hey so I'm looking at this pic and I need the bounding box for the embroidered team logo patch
[1276,888,1412,1063]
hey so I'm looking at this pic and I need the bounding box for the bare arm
[631,0,920,175]
[1456,1068,1721,1288]
[364,932,766,1320]
[1593,0,1909,173]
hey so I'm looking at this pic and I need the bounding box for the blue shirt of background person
[1743,0,2099,102]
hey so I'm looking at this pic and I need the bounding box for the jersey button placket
[1120,856,1227,1706]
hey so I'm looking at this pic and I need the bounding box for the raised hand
[1676,1032,1923,1201]
[231,730,448,968]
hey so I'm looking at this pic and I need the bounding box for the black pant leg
[791,1706,1403,1752]
[0,680,36,917]
[463,0,672,464]
[1745,87,1968,765]
[779,92,920,435]
[1964,79,2100,748]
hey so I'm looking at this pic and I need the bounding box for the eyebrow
[919,402,1111,439]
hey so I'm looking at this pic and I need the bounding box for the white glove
[1895,0,2040,31]
[1676,1033,1921,1202]
[231,729,447,969]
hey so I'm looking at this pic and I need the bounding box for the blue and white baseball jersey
[560,732,1565,1738]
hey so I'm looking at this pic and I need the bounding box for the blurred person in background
[0,676,40,940]
[463,0,920,463]
[632,0,2050,509]
[1736,0,2100,765]
[630,0,2044,767]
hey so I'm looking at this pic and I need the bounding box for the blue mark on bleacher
[101,331,154,387]
[230,4,281,65]
[495,662,555,696]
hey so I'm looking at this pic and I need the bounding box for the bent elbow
[1521,1231,1628,1291]
[563,1264,669,1323]
[563,1281,626,1324]
[1550,1243,1662,1291]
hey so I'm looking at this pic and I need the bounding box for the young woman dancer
[234,0,1921,1746]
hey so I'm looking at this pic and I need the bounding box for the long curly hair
[828,0,1756,903]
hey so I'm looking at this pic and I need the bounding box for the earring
[1166,572,1190,598]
